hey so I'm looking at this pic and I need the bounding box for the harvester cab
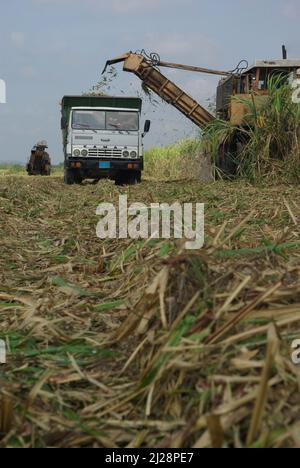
[216,58,300,125]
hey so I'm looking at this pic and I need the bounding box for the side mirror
[61,117,68,130]
[144,120,151,134]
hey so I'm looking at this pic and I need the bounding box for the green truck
[61,95,151,185]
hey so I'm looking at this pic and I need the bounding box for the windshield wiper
[75,123,91,129]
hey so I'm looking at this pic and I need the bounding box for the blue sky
[0,0,299,163]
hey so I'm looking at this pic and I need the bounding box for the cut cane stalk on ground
[1,174,300,447]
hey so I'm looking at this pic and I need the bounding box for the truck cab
[61,96,150,184]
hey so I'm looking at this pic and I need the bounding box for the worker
[27,140,51,176]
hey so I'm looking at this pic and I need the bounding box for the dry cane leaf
[207,414,224,448]
[0,396,13,436]
[246,323,279,447]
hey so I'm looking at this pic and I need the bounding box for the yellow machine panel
[230,94,269,126]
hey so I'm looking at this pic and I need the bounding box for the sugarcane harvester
[103,48,300,174]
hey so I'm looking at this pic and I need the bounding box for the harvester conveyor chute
[103,52,215,129]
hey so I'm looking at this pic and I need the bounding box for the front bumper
[65,157,143,178]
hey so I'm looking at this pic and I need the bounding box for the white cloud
[47,40,68,54]
[111,0,187,13]
[11,32,26,48]
[143,32,220,67]
[283,2,300,18]
[20,66,37,79]
[33,0,189,13]
[149,34,193,57]
[184,76,217,103]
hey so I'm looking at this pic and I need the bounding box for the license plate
[99,162,110,169]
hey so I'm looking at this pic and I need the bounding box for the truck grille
[88,148,123,158]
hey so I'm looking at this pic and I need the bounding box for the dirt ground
[1,175,300,448]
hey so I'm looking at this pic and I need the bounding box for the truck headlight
[81,149,88,157]
[123,150,130,158]
[73,149,81,157]
[130,151,137,159]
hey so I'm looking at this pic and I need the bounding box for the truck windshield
[72,110,139,131]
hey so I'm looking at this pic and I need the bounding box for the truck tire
[216,141,237,178]
[64,169,83,185]
[42,165,51,176]
[135,171,142,184]
[64,169,75,185]
[116,171,142,186]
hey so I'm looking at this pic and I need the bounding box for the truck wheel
[115,171,141,186]
[216,142,237,178]
[136,171,142,184]
[64,169,75,185]
[123,171,142,185]
[129,171,142,185]
[43,165,51,176]
[74,174,83,184]
[64,169,83,185]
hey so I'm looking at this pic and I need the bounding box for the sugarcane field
[1,0,300,452]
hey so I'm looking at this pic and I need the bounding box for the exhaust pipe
[282,45,287,60]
